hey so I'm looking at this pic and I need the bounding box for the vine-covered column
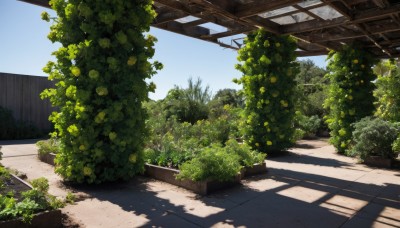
[234,29,298,154]
[41,0,162,183]
[324,44,376,154]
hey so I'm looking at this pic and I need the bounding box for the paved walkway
[0,139,399,227]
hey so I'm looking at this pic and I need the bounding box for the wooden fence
[0,72,55,131]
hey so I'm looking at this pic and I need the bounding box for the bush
[224,139,265,167]
[294,112,321,138]
[36,139,60,156]
[324,44,377,154]
[0,106,42,140]
[234,29,298,154]
[41,1,162,183]
[350,117,399,160]
[176,143,242,182]
[393,135,400,155]
[374,59,400,122]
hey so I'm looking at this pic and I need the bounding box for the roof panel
[271,12,314,25]
[309,5,343,20]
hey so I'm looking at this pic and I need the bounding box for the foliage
[143,100,242,168]
[164,77,211,124]
[224,139,265,167]
[350,117,399,160]
[65,192,76,204]
[392,135,400,154]
[374,59,400,122]
[176,143,242,182]
[208,89,244,117]
[234,29,299,154]
[41,0,162,183]
[324,44,377,154]
[0,177,64,223]
[36,139,60,155]
[294,112,322,138]
[0,106,42,140]
[295,60,328,117]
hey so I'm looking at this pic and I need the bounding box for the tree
[164,77,211,124]
[41,0,162,183]
[235,29,298,154]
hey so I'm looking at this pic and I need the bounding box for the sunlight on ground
[277,186,327,203]
[320,195,368,216]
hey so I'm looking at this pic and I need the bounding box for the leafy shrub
[234,29,299,154]
[0,106,42,140]
[324,44,377,154]
[350,117,399,160]
[294,112,321,138]
[41,0,162,183]
[224,139,265,167]
[164,78,211,124]
[374,59,400,122]
[0,177,64,223]
[36,139,60,155]
[393,135,400,154]
[176,143,242,182]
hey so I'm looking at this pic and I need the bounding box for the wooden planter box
[363,156,392,168]
[38,153,56,166]
[0,210,62,228]
[144,164,241,195]
[241,162,267,178]
[0,175,62,228]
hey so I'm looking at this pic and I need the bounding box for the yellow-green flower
[127,56,137,66]
[71,66,81,77]
[338,128,346,136]
[270,76,277,83]
[129,154,137,163]
[255,142,259,147]
[353,59,359,64]
[109,132,117,141]
[83,167,92,176]
[275,42,281,47]
[96,87,108,96]
[79,145,86,151]
[89,69,99,79]
[260,87,265,94]
[267,141,273,146]
[67,124,79,136]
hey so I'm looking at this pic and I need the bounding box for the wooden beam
[201,28,252,40]
[18,0,49,8]
[153,11,188,25]
[296,50,328,57]
[154,21,210,38]
[283,4,400,34]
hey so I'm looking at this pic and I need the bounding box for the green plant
[374,59,400,122]
[350,117,399,160]
[40,0,162,183]
[224,139,265,167]
[234,29,299,154]
[0,177,64,223]
[164,77,211,124]
[36,139,60,155]
[294,112,321,138]
[65,192,76,204]
[324,44,377,154]
[176,143,242,182]
[393,135,400,154]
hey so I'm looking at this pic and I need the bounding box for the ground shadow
[267,151,352,168]
[64,163,400,227]
[0,139,42,146]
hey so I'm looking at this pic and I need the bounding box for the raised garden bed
[144,164,241,195]
[38,153,56,166]
[363,156,392,168]
[0,174,62,228]
[241,162,267,178]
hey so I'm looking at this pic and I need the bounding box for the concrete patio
[0,139,399,227]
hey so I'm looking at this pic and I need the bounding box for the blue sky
[0,0,327,100]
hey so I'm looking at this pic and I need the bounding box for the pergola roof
[21,0,400,58]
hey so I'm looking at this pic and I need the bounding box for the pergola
[21,0,400,58]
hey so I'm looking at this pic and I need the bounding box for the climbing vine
[234,29,298,154]
[324,44,376,154]
[41,0,162,183]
